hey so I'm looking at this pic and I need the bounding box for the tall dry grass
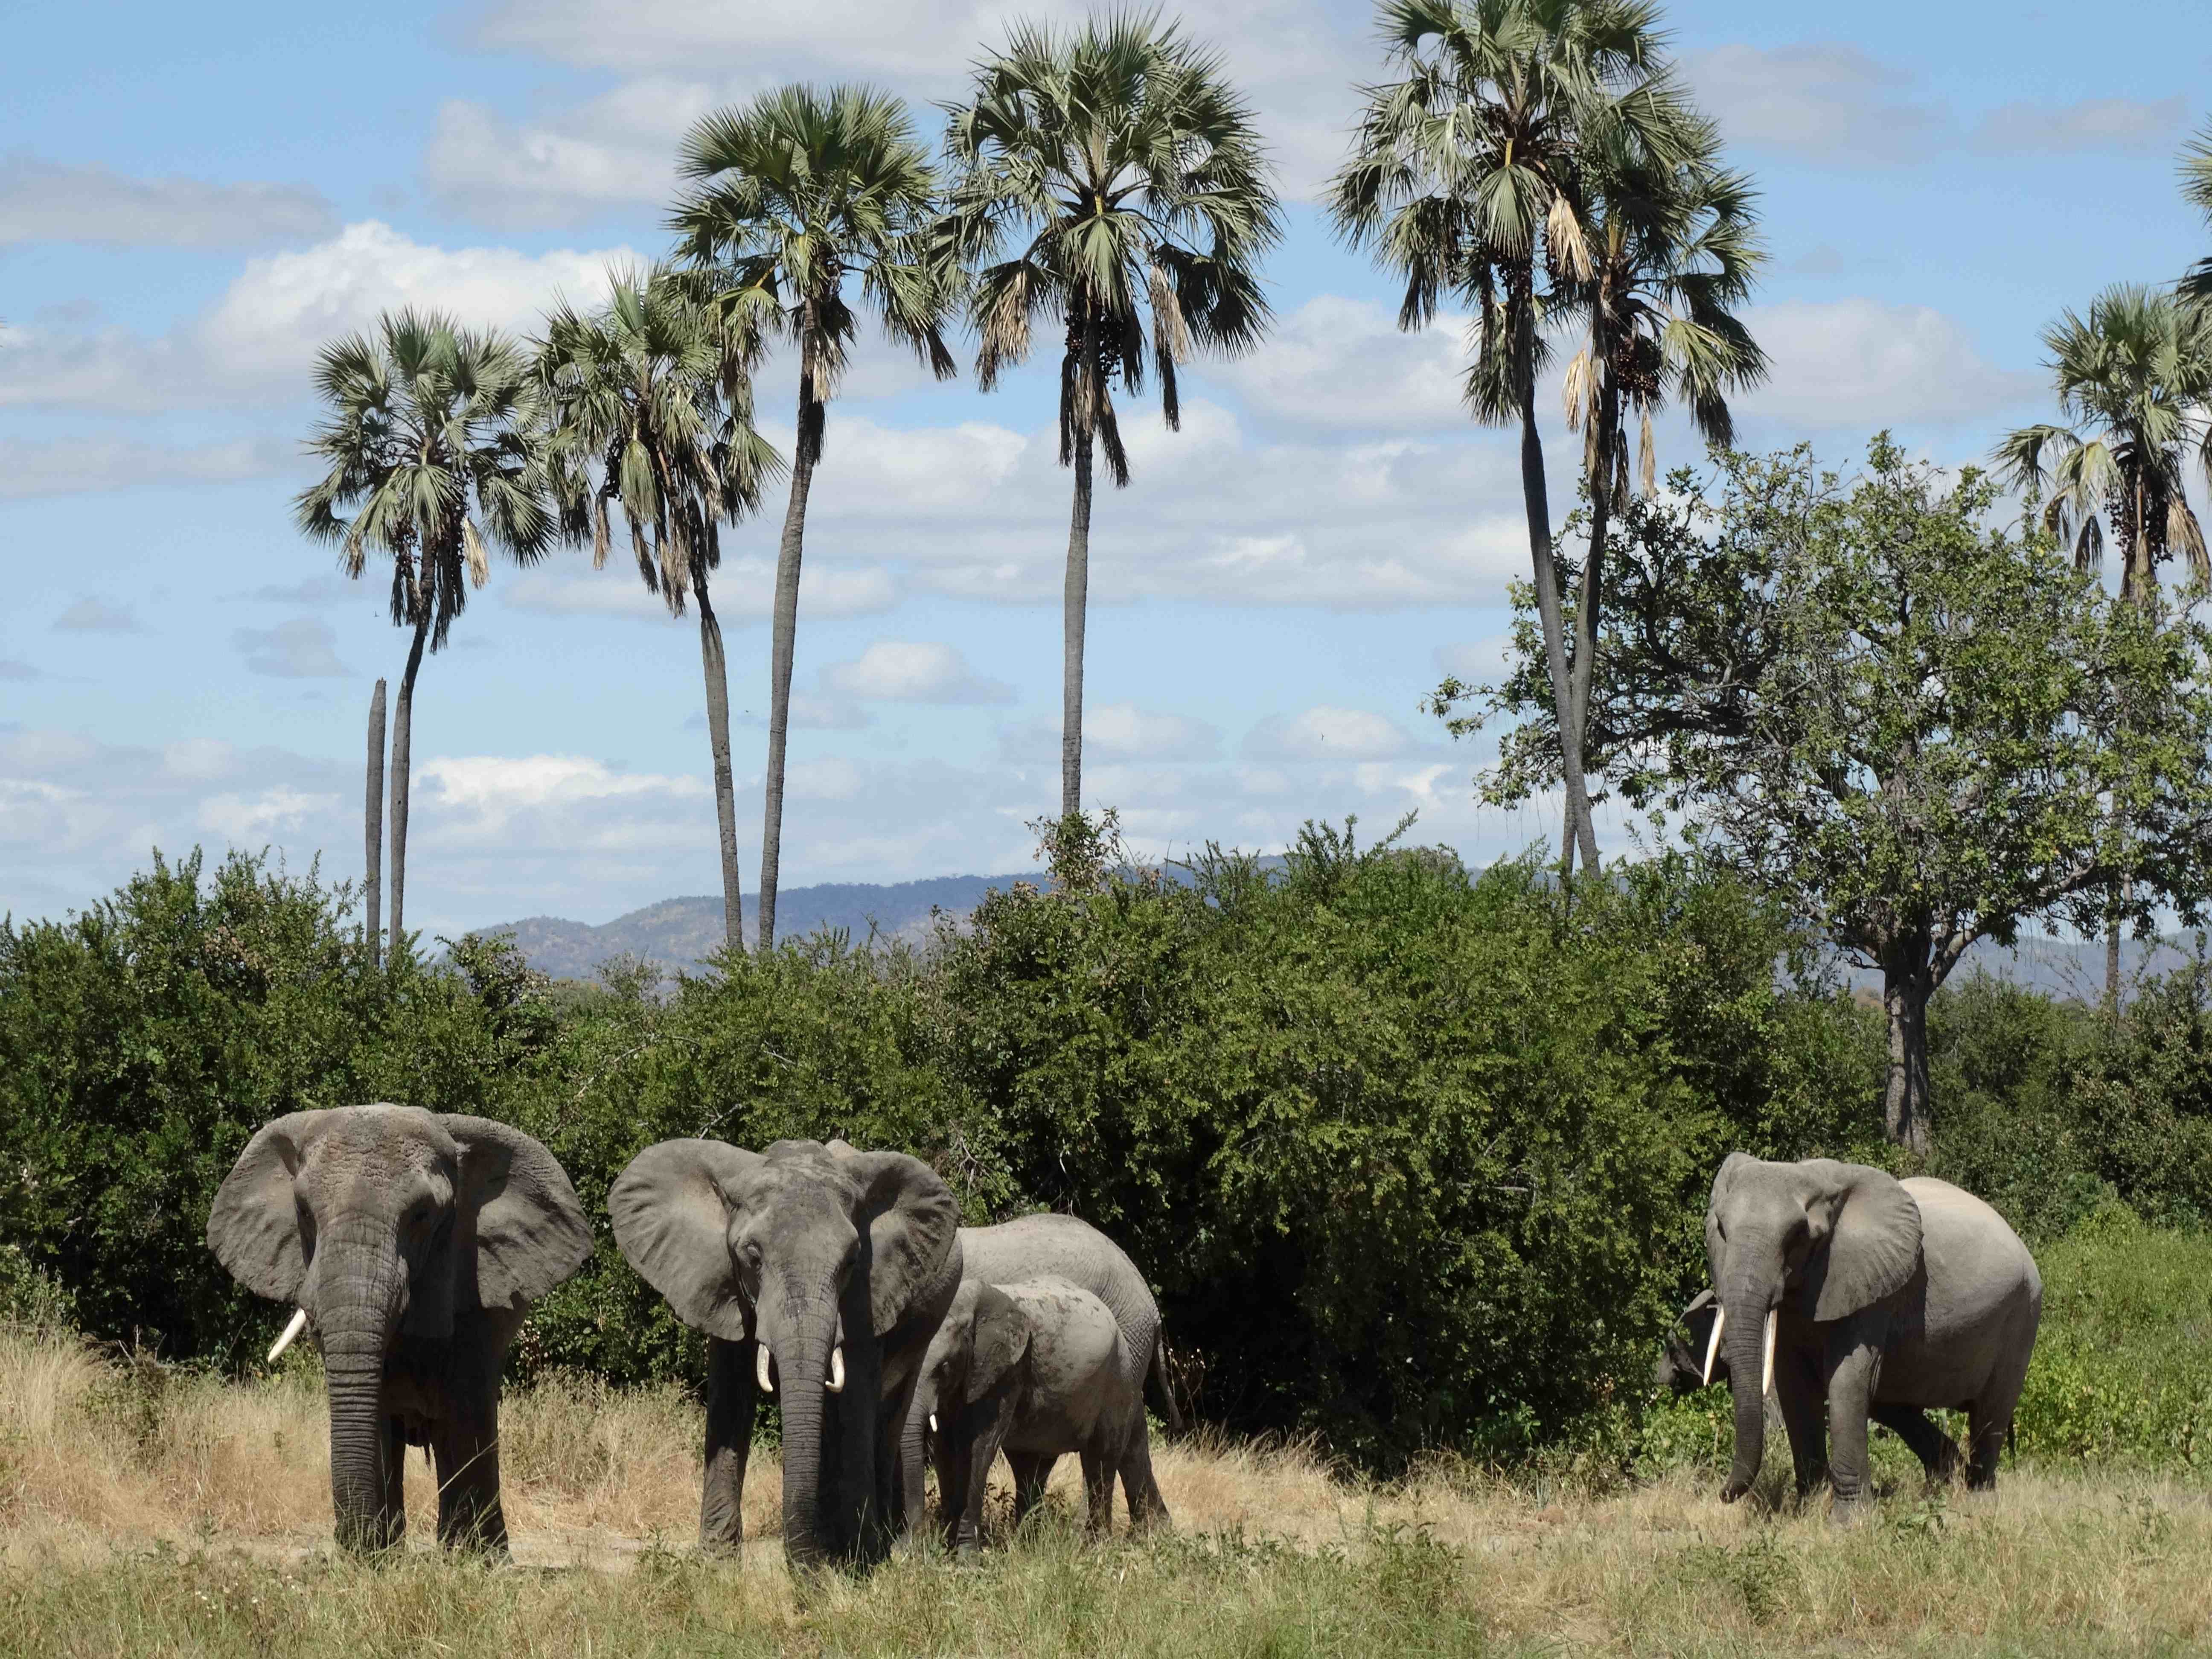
[3,1321,2210,1656]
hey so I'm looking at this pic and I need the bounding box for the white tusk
[1761,1308,1778,1398]
[756,1343,775,1395]
[1701,1304,1726,1387]
[826,1345,846,1394]
[268,1307,309,1365]
[928,1412,938,1433]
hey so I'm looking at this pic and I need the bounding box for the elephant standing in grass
[1704,1155,2041,1511]
[904,1213,1174,1533]
[912,1275,1153,1554]
[608,1137,960,1568]
[206,1104,592,1555]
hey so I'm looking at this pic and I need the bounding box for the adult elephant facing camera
[1705,1154,2040,1511]
[206,1104,592,1556]
[608,1137,960,1568]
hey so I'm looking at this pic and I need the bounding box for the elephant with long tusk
[1702,1154,2041,1512]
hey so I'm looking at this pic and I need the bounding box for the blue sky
[4,0,2208,935]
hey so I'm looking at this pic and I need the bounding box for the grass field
[3,1321,2210,1656]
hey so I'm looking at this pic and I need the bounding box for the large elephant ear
[1799,1159,1923,1322]
[967,1283,1030,1401]
[842,1150,959,1338]
[608,1138,763,1341]
[443,1115,594,1312]
[207,1110,334,1302]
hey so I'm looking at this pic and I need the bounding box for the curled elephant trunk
[1720,1289,1772,1503]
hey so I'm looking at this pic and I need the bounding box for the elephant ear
[1799,1160,1923,1322]
[967,1283,1030,1400]
[443,1115,594,1313]
[842,1150,960,1338]
[608,1138,763,1342]
[207,1110,334,1303]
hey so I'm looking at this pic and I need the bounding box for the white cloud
[1433,636,1514,687]
[823,640,1015,704]
[419,754,707,825]
[54,598,142,633]
[1210,296,1469,431]
[421,85,713,226]
[504,555,902,621]
[1684,44,1941,164]
[0,153,335,248]
[1969,96,2189,157]
[198,786,341,842]
[233,618,351,678]
[1738,299,2037,426]
[1245,705,1412,760]
[1086,702,1220,761]
[0,435,292,501]
[0,221,639,413]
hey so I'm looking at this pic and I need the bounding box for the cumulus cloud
[1684,44,1941,165]
[1086,702,1220,761]
[1209,296,1470,431]
[1737,299,2037,426]
[822,641,1015,704]
[53,598,142,633]
[198,786,341,842]
[0,435,291,501]
[504,555,902,622]
[1245,705,1412,760]
[0,153,335,248]
[422,84,714,226]
[0,221,638,413]
[233,618,351,678]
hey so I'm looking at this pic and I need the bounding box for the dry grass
[3,1323,2210,1656]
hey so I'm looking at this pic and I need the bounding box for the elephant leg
[1966,1315,2035,1492]
[1078,1444,1115,1538]
[1774,1342,1827,1503]
[373,1416,408,1551]
[934,1418,967,1553]
[430,1386,506,1554]
[1871,1403,1962,1484]
[1823,1327,1886,1513]
[699,1338,757,1555]
[960,1399,1016,1557]
[1117,1416,1169,1531]
[1007,1451,1054,1529]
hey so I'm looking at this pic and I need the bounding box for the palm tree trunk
[2110,471,2153,1005]
[364,678,386,969]
[694,565,746,956]
[386,610,431,960]
[1513,294,1601,879]
[1062,311,1099,824]
[759,311,821,955]
[1566,370,1620,867]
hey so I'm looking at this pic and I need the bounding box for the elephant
[912,1275,1153,1554]
[1703,1154,2042,1511]
[1657,1286,1987,1482]
[906,1212,1173,1532]
[205,1103,592,1555]
[607,1136,961,1568]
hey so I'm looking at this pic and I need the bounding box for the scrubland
[3,1321,2208,1659]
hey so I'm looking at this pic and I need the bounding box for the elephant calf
[914,1275,1161,1554]
[207,1104,592,1555]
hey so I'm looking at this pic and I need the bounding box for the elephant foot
[1826,1490,1875,1525]
[1719,1479,1749,1505]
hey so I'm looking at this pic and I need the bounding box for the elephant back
[1900,1177,2042,1321]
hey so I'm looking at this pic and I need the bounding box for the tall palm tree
[940,13,1281,822]
[2179,119,2212,311]
[1994,283,2212,1000]
[671,84,958,951]
[538,267,785,955]
[1556,111,1766,787]
[1330,0,1679,878]
[296,311,550,960]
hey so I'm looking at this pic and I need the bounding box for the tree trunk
[1513,293,1601,879]
[364,678,386,969]
[758,315,821,956]
[386,611,431,960]
[1566,368,1620,875]
[1061,309,1101,824]
[1882,958,1933,1156]
[694,567,745,957]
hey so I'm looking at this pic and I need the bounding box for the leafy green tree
[538,267,785,953]
[1461,439,2212,1154]
[1330,0,1681,878]
[672,85,958,950]
[1550,110,1765,807]
[940,14,1281,821]
[295,311,550,957]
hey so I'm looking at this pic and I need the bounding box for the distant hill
[486,872,1031,981]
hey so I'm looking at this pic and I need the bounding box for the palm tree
[940,13,1281,822]
[1994,283,2212,1000]
[296,311,550,960]
[538,268,785,956]
[671,84,958,952]
[2180,119,2212,310]
[1556,111,1766,789]
[1330,0,1679,878]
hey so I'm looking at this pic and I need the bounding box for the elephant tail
[1150,1336,1184,1436]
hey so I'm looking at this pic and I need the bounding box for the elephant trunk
[1720,1283,1773,1503]
[313,1229,407,1553]
[769,1306,842,1568]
